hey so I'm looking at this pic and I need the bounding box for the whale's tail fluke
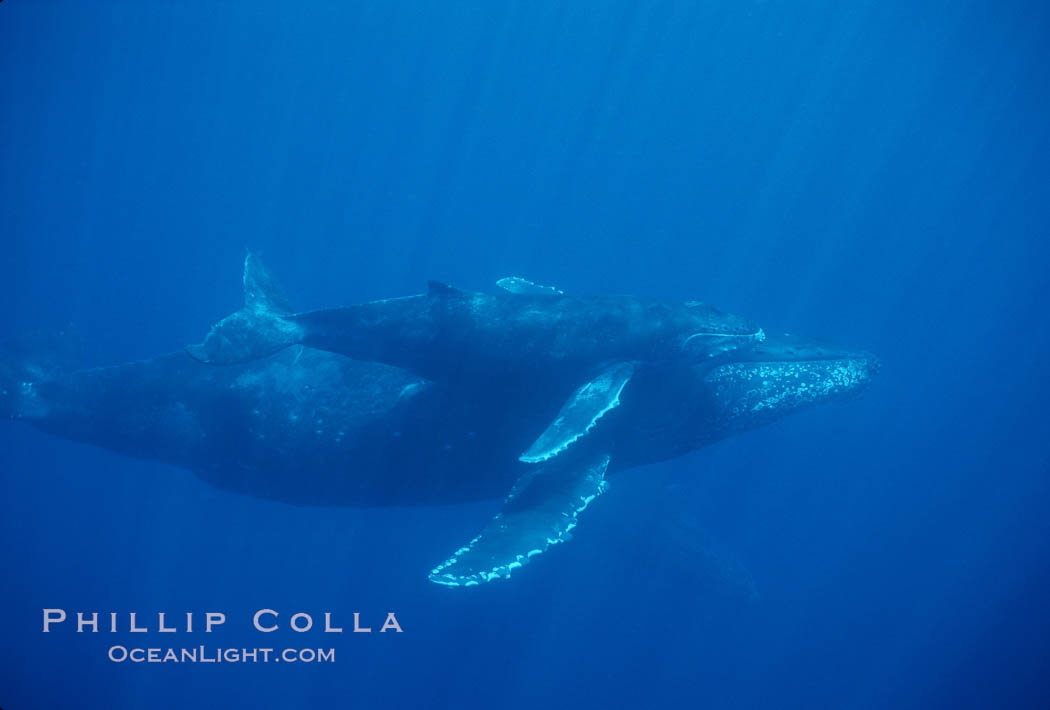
[0,326,82,419]
[186,253,304,365]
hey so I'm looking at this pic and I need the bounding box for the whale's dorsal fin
[429,451,610,586]
[496,277,564,296]
[427,281,460,297]
[520,361,635,464]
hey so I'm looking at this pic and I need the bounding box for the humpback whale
[187,257,765,466]
[2,258,877,585]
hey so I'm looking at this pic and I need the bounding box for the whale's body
[188,258,772,469]
[8,337,874,506]
[188,274,764,381]
[3,258,877,585]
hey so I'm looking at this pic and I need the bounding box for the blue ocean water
[2,1,1049,707]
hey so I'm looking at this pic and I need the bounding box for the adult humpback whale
[2,259,877,585]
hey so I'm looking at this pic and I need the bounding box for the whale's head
[700,333,879,434]
[680,302,766,360]
[608,333,877,465]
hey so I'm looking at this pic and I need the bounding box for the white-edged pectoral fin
[428,452,610,586]
[496,277,564,296]
[519,361,635,464]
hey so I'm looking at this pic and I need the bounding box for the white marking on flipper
[496,277,564,296]
[428,455,610,587]
[520,362,635,463]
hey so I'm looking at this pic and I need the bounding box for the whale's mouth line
[727,354,874,365]
[682,328,765,345]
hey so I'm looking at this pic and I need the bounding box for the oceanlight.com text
[107,646,335,664]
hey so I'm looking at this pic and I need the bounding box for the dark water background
[2,1,1049,708]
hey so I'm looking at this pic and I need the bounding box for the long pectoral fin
[519,361,635,464]
[496,276,564,296]
[429,453,610,586]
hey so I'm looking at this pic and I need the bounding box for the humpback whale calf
[187,257,766,467]
[3,258,877,585]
